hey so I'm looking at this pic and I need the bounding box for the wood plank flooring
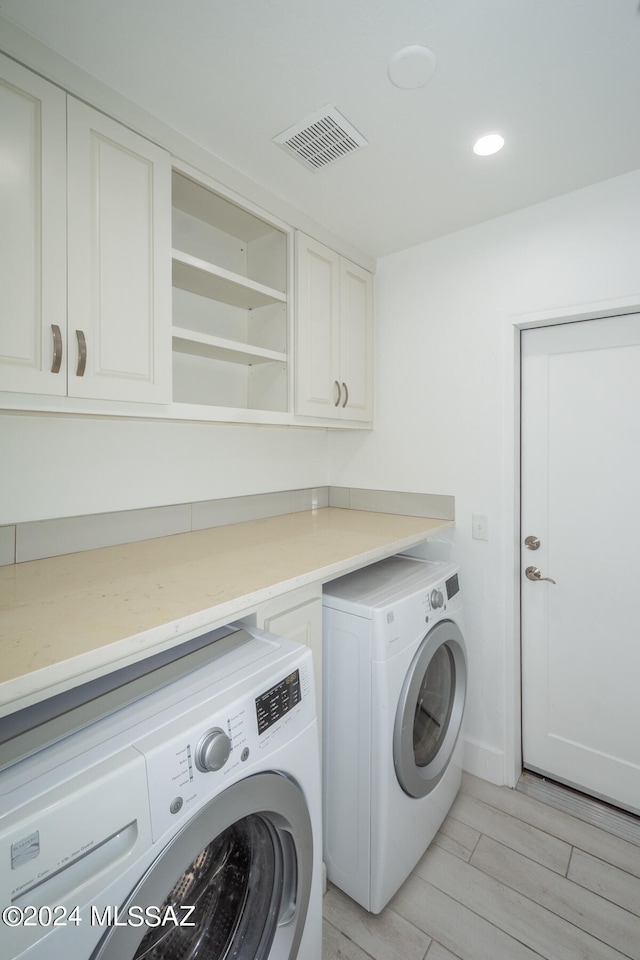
[322,772,640,960]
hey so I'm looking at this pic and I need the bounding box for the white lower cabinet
[295,232,373,422]
[0,54,172,404]
[255,585,323,746]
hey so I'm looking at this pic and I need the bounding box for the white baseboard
[462,735,505,786]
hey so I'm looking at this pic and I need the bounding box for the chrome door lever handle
[525,565,556,584]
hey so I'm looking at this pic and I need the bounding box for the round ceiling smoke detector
[387,45,437,89]
[473,133,505,156]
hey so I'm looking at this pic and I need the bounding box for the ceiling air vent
[273,105,368,171]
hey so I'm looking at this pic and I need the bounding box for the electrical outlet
[472,513,489,541]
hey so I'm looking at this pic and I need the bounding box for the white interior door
[521,313,640,814]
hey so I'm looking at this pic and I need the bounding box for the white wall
[0,416,329,524]
[328,168,640,784]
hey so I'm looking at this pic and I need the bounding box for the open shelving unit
[171,167,291,413]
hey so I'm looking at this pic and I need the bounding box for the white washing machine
[322,555,467,913]
[0,624,322,960]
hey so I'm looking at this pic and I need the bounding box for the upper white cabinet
[0,54,67,395]
[295,232,373,422]
[339,257,375,421]
[67,101,172,403]
[0,55,172,404]
[0,55,373,425]
[171,168,291,414]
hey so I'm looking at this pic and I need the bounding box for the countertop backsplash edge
[2,488,455,565]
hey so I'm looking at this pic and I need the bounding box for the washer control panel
[445,571,460,600]
[136,655,314,840]
[377,567,463,656]
[255,669,301,735]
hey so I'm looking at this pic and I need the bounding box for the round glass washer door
[393,620,467,799]
[90,772,313,960]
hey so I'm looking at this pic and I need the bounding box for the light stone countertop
[0,508,452,717]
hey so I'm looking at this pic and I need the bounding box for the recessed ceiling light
[473,133,505,156]
[387,45,437,89]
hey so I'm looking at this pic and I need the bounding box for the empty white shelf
[172,249,286,310]
[172,327,287,365]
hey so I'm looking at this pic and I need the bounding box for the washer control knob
[430,588,444,610]
[195,728,231,773]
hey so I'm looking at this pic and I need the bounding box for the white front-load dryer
[0,625,322,960]
[322,556,466,914]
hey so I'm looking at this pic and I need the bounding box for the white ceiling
[1,0,639,258]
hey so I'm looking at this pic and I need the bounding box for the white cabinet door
[339,258,373,422]
[67,99,172,403]
[295,232,341,418]
[0,54,67,395]
[295,232,373,422]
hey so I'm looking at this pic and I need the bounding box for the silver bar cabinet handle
[334,380,342,407]
[50,324,63,374]
[342,382,349,408]
[76,330,87,377]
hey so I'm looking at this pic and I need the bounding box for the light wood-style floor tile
[415,843,629,960]
[450,792,572,874]
[463,773,640,879]
[322,919,376,960]
[322,772,640,960]
[323,883,431,960]
[568,846,640,917]
[432,815,480,862]
[390,872,542,960]
[470,835,640,960]
[425,942,462,960]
